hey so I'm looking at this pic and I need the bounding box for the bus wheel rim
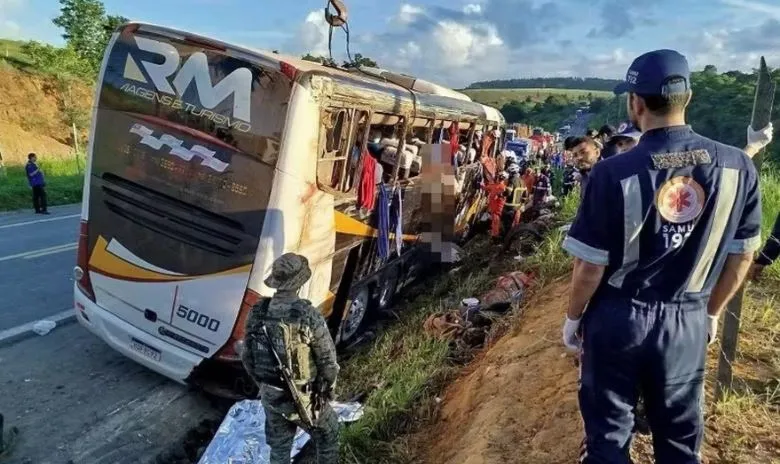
[342,287,369,341]
[379,273,396,308]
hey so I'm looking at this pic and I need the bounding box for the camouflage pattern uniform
[241,253,341,464]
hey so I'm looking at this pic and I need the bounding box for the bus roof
[121,22,505,126]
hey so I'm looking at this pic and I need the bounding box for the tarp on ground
[198,400,363,464]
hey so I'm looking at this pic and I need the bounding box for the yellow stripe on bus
[334,211,417,241]
[89,236,251,282]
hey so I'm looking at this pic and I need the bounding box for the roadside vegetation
[460,88,611,108]
[0,157,85,211]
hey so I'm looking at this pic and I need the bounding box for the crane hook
[325,0,348,27]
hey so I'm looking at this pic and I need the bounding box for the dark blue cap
[613,49,691,96]
[614,121,641,140]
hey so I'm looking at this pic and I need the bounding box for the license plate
[130,338,161,362]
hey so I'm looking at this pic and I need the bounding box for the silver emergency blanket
[198,400,364,464]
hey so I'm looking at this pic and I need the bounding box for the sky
[2,0,780,87]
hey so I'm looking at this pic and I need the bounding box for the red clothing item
[481,156,497,184]
[481,131,496,158]
[523,173,536,195]
[484,181,507,237]
[359,151,377,210]
[449,122,459,162]
[484,181,507,213]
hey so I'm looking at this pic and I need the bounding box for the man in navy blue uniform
[561,49,762,464]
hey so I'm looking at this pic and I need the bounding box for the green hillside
[461,88,612,108]
[0,38,32,69]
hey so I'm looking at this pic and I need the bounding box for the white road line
[0,242,78,262]
[0,308,75,345]
[0,213,80,230]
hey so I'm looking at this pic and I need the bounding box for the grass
[0,157,85,211]
[697,168,780,463]
[461,88,613,108]
[0,38,32,71]
[338,247,498,463]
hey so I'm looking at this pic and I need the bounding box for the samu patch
[651,149,711,169]
[656,176,706,224]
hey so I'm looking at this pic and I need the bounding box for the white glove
[562,315,582,351]
[707,314,719,346]
[747,123,773,152]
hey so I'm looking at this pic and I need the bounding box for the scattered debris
[197,400,364,464]
[480,271,533,309]
[32,320,56,336]
[424,271,534,350]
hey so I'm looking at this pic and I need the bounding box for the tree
[104,14,128,35]
[53,0,106,69]
[342,53,378,69]
[52,0,127,73]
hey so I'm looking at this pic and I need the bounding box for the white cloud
[281,2,780,88]
[463,3,482,15]
[295,10,331,56]
[397,4,424,25]
[682,20,780,73]
[720,0,780,19]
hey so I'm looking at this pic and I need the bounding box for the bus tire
[376,265,399,311]
[339,285,371,344]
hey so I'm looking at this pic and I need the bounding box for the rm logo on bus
[124,36,252,123]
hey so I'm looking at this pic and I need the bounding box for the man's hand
[748,263,766,281]
[746,122,774,157]
[707,314,719,346]
[562,315,582,351]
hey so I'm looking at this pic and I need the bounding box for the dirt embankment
[415,278,584,464]
[0,65,93,163]
[412,273,780,464]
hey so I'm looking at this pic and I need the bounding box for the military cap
[264,253,313,290]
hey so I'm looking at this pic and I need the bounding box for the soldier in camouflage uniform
[241,253,341,464]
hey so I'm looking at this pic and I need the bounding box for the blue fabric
[613,49,691,95]
[26,161,44,187]
[579,298,706,464]
[390,186,403,256]
[564,125,762,304]
[377,184,390,260]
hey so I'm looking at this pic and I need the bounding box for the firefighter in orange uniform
[484,171,509,239]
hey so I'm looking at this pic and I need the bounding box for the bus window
[318,109,351,192]
[404,126,427,179]
[370,118,406,183]
[341,110,369,192]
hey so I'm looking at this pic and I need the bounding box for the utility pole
[715,56,775,401]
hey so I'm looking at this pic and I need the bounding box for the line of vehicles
[73,22,510,398]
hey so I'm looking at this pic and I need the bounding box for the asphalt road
[0,205,220,464]
[570,112,593,137]
[0,205,81,330]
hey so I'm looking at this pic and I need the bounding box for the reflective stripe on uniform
[562,236,609,266]
[686,168,739,293]
[727,234,762,254]
[608,175,642,289]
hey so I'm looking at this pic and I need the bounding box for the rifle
[258,323,316,428]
